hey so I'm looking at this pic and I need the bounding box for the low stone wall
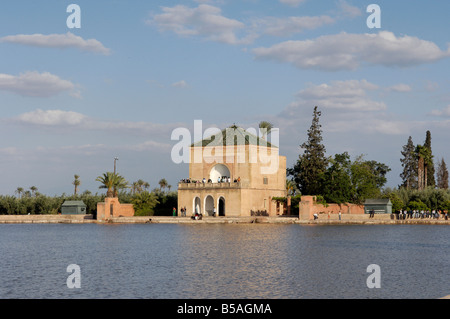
[299,195,365,220]
[0,214,95,224]
[1,214,448,225]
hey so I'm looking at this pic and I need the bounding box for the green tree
[15,187,24,199]
[415,144,432,190]
[288,106,328,195]
[73,174,81,195]
[96,172,129,197]
[400,136,417,189]
[408,200,428,211]
[259,121,273,140]
[321,152,353,204]
[436,158,449,190]
[424,131,436,187]
[158,178,168,192]
[132,179,148,194]
[131,191,159,216]
[30,186,38,197]
[382,191,404,212]
[286,179,297,196]
[350,155,391,204]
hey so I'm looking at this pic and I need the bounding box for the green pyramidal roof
[191,125,277,148]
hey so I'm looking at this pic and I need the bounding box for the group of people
[395,209,448,220]
[179,177,241,184]
[178,206,205,220]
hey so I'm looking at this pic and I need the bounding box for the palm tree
[96,172,129,197]
[131,181,139,195]
[416,145,432,191]
[131,179,149,194]
[30,186,38,197]
[73,174,81,195]
[286,179,296,196]
[158,178,168,192]
[15,187,24,199]
[259,121,273,140]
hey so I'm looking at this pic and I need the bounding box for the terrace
[178,181,245,190]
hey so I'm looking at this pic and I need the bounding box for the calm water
[0,223,449,299]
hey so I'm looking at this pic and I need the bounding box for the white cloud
[337,0,362,18]
[172,80,189,88]
[12,109,181,137]
[429,105,450,117]
[127,140,172,152]
[283,79,386,115]
[149,3,361,45]
[387,84,412,93]
[251,15,335,37]
[17,109,87,126]
[424,80,439,92]
[149,4,248,45]
[0,71,77,97]
[324,115,413,135]
[279,0,307,7]
[0,32,111,55]
[253,31,450,71]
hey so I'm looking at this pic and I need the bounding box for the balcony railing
[178,182,245,189]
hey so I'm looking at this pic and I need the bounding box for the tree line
[286,106,450,211]
[400,131,448,190]
[287,106,391,205]
[0,174,176,216]
[395,130,450,211]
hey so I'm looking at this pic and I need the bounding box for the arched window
[210,164,230,183]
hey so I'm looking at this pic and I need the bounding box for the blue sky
[1,0,450,195]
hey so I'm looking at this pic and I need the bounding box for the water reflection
[0,224,449,299]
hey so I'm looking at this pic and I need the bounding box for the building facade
[177,126,286,217]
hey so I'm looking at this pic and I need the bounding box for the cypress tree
[288,106,327,195]
[437,158,449,189]
[424,130,436,187]
[400,136,417,189]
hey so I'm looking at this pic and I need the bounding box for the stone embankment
[1,214,450,225]
[0,214,97,224]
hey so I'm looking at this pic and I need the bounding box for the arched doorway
[218,197,225,216]
[193,197,201,215]
[205,195,214,216]
[210,164,231,183]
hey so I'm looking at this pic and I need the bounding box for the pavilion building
[177,125,286,217]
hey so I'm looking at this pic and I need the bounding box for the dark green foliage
[131,191,159,216]
[400,136,418,189]
[0,192,103,215]
[424,131,436,187]
[152,189,178,216]
[288,106,328,195]
[0,189,178,216]
[288,107,390,204]
[437,158,449,189]
[408,200,428,211]
[381,191,404,212]
[320,152,353,204]
[384,187,450,211]
[349,155,391,204]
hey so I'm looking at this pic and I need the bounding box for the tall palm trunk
[418,156,424,190]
